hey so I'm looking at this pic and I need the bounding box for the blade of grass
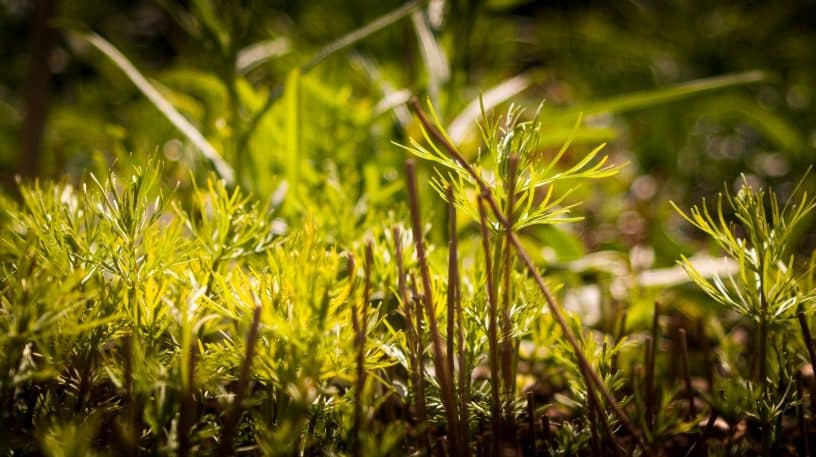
[284,69,301,190]
[547,71,767,122]
[235,37,290,73]
[411,8,449,102]
[73,31,235,184]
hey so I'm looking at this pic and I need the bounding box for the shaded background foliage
[1,0,815,252]
[2,0,816,455]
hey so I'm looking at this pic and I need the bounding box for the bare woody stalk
[405,159,463,457]
[646,302,659,430]
[349,252,361,457]
[797,373,811,457]
[407,98,650,456]
[393,227,430,447]
[501,155,519,443]
[218,291,263,457]
[478,196,502,457]
[678,328,696,418]
[122,333,139,457]
[409,272,433,455]
[526,392,536,455]
[447,187,458,389]
[797,305,816,414]
[351,243,374,457]
[644,337,654,431]
[179,342,197,457]
[446,185,471,457]
[685,408,718,457]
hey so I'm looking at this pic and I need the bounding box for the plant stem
[526,391,536,455]
[394,228,420,430]
[446,185,471,457]
[798,372,811,457]
[352,244,374,457]
[646,302,659,429]
[407,98,650,457]
[540,413,552,450]
[218,291,263,457]
[447,187,458,390]
[678,328,696,419]
[698,319,714,390]
[477,195,502,457]
[410,273,433,455]
[797,307,816,415]
[644,336,655,432]
[798,308,816,375]
[684,407,718,457]
[406,160,463,457]
[179,342,197,457]
[758,256,771,456]
[500,155,519,449]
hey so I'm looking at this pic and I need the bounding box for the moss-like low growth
[2,100,816,457]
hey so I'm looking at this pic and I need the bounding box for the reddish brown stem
[393,228,425,438]
[646,302,660,429]
[644,336,655,431]
[684,407,718,457]
[410,273,433,455]
[500,155,519,448]
[179,343,197,457]
[798,308,816,416]
[407,98,650,457]
[798,372,812,457]
[478,196,502,457]
[679,328,696,418]
[447,187,458,389]
[218,292,263,457]
[698,319,714,390]
[540,413,552,450]
[798,309,816,375]
[406,160,463,457]
[351,244,374,457]
[446,186,471,457]
[526,391,536,455]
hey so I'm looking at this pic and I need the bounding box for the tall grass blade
[549,71,766,121]
[74,31,235,183]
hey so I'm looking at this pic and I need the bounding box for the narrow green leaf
[73,30,235,183]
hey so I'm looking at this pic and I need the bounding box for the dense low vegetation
[2,1,816,456]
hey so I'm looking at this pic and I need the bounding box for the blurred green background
[1,0,815,265]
